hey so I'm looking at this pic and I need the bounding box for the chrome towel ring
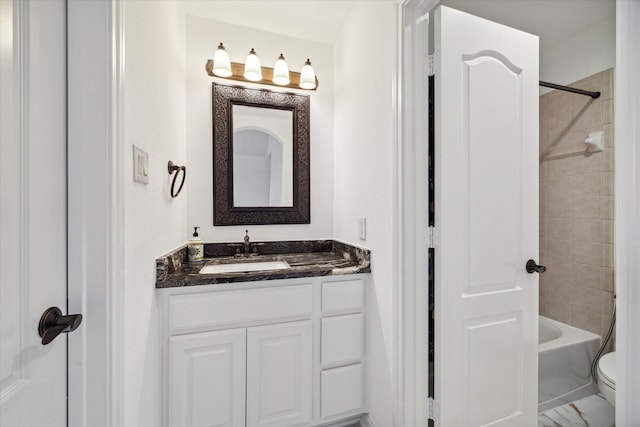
[167,161,186,198]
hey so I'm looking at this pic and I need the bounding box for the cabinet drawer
[168,284,312,333]
[321,364,363,419]
[321,314,363,367]
[321,279,364,313]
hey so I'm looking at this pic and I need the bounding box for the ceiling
[183,0,614,50]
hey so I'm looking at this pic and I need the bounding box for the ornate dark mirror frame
[212,83,310,225]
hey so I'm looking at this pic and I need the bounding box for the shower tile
[572,194,600,219]
[603,147,614,171]
[540,237,548,260]
[571,102,602,132]
[547,239,572,261]
[602,291,614,316]
[540,195,548,218]
[572,263,600,289]
[602,220,614,244]
[602,244,614,268]
[547,218,571,240]
[547,176,572,199]
[571,285,602,312]
[547,89,572,116]
[601,314,614,343]
[601,196,614,220]
[570,306,601,335]
[545,259,572,285]
[540,160,548,178]
[546,157,571,177]
[572,174,601,197]
[600,267,615,292]
[572,219,601,243]
[602,172,614,196]
[547,197,571,218]
[544,300,571,324]
[572,241,602,265]
[571,151,602,174]
[601,68,614,100]
[602,99,614,124]
[603,123,614,147]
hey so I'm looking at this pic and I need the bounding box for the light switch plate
[133,144,149,184]
[358,217,366,240]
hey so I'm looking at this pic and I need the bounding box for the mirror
[212,83,310,225]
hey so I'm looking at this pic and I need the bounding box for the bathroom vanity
[156,240,370,427]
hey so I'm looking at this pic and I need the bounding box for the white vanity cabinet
[160,275,366,427]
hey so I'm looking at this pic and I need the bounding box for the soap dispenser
[188,226,204,262]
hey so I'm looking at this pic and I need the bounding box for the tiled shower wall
[539,68,615,341]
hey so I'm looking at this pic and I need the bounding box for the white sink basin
[199,260,290,274]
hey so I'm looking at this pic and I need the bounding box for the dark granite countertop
[155,240,371,288]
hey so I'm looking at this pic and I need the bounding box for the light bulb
[243,48,262,81]
[272,53,290,86]
[299,58,317,90]
[212,42,232,78]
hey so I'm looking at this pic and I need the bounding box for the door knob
[525,259,546,274]
[38,307,83,345]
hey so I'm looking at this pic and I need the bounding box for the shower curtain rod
[539,81,601,99]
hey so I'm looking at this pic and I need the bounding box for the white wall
[333,3,397,426]
[540,11,615,88]
[185,16,334,242]
[123,2,187,426]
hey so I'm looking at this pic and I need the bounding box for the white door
[169,328,247,427]
[0,0,71,425]
[434,6,539,426]
[247,321,312,427]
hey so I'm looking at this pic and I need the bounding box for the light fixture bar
[206,60,318,91]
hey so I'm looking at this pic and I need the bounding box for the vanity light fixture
[243,48,262,82]
[299,59,317,90]
[205,43,318,91]
[212,42,232,77]
[272,54,290,86]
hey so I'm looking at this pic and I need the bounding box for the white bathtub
[538,316,602,412]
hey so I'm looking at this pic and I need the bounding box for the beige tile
[601,267,615,292]
[547,218,571,240]
[572,219,601,243]
[603,147,615,172]
[543,299,571,324]
[547,176,572,199]
[543,299,572,324]
[547,197,571,218]
[540,195,548,218]
[572,73,602,93]
[602,291,615,315]
[571,285,603,311]
[603,123,614,147]
[546,157,571,177]
[601,68,614,100]
[540,93,549,116]
[547,89,572,116]
[602,220,614,244]
[546,281,572,304]
[540,237,548,259]
[540,218,548,239]
[602,99,614,124]
[572,151,603,174]
[571,126,603,153]
[571,102,602,132]
[602,172,614,196]
[572,262,601,289]
[572,241,602,265]
[601,314,614,344]
[545,131,573,157]
[544,259,572,285]
[570,305,601,335]
[601,196,614,220]
[572,194,600,219]
[572,173,601,197]
[539,160,548,178]
[547,239,572,261]
[602,243,614,268]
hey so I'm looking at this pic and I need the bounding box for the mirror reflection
[232,105,293,207]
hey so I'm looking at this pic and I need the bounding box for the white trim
[397,1,438,426]
[67,0,123,425]
[360,413,380,427]
[614,1,640,425]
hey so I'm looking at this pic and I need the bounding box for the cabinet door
[169,328,246,427]
[247,321,312,427]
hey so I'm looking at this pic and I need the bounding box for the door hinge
[428,54,435,76]
[428,397,440,422]
[427,226,439,248]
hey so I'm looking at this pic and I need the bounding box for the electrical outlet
[133,144,149,184]
[358,217,367,240]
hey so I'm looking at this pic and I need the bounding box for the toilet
[597,351,617,406]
